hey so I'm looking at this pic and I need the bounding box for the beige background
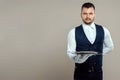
[0,0,119,80]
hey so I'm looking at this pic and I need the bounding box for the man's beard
[83,18,94,25]
[84,21,93,25]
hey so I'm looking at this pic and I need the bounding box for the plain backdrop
[0,0,119,80]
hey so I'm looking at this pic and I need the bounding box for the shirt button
[91,41,93,43]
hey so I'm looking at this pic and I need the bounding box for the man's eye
[89,13,93,15]
[83,13,87,15]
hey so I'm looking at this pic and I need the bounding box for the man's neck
[83,22,94,26]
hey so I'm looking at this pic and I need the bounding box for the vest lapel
[81,25,95,45]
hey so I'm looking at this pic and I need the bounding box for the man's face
[81,7,95,25]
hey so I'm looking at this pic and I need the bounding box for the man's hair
[81,2,95,10]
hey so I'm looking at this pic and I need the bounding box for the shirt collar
[82,22,96,30]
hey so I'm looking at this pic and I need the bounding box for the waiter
[67,2,114,80]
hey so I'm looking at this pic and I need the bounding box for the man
[67,2,114,80]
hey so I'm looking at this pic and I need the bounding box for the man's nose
[86,14,90,18]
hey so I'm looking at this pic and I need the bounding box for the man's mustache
[85,18,91,20]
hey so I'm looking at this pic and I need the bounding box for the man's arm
[67,28,80,63]
[102,27,114,55]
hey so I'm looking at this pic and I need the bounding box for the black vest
[75,24,104,54]
[74,24,104,80]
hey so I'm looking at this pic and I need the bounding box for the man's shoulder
[95,23,106,31]
[75,24,82,29]
[70,24,82,30]
[95,23,110,34]
[68,27,75,33]
[95,23,103,27]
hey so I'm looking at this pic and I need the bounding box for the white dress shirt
[67,23,114,63]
